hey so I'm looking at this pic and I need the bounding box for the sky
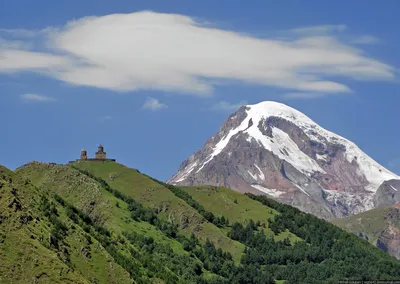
[0,0,399,181]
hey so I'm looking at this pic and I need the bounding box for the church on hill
[70,145,116,163]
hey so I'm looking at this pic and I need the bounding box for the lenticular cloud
[0,11,395,95]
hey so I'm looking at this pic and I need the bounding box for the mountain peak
[244,101,329,138]
[248,101,321,125]
[169,101,399,219]
[246,101,310,121]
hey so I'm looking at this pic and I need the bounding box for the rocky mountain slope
[3,160,400,283]
[332,203,400,260]
[168,101,399,219]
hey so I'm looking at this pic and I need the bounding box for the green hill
[66,161,245,262]
[331,207,390,245]
[0,160,398,283]
[332,204,400,259]
[179,186,301,243]
[0,165,131,284]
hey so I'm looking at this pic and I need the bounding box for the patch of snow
[343,146,397,192]
[362,194,375,212]
[293,183,310,197]
[175,162,198,182]
[196,156,213,173]
[391,185,398,192]
[186,162,197,174]
[316,153,328,161]
[246,124,325,174]
[251,184,284,197]
[196,120,250,172]
[323,189,375,213]
[254,164,265,180]
[248,171,257,180]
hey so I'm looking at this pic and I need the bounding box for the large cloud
[0,11,396,95]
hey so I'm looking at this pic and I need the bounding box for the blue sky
[0,0,399,180]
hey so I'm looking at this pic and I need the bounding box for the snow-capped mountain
[168,101,400,219]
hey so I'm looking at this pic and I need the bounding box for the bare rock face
[168,101,399,219]
[376,207,400,259]
[373,180,400,209]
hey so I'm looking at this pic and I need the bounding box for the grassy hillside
[17,162,187,256]
[180,186,301,243]
[68,161,246,262]
[3,160,400,283]
[0,165,131,284]
[331,206,390,245]
[331,204,400,260]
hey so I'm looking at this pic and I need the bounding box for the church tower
[80,148,87,160]
[95,144,107,160]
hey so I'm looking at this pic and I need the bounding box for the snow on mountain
[168,101,399,219]
[248,102,397,190]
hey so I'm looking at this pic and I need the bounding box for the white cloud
[0,37,31,50]
[0,11,396,96]
[21,93,56,102]
[1,50,72,72]
[210,100,248,111]
[142,97,167,111]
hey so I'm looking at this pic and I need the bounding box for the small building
[69,145,116,163]
[95,145,107,160]
[80,148,88,160]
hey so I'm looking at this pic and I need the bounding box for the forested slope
[0,160,398,283]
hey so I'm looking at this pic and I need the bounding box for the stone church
[70,145,116,163]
